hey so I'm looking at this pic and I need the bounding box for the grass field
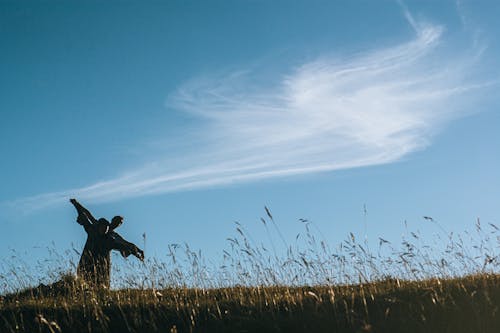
[1,273,499,333]
[1,214,499,332]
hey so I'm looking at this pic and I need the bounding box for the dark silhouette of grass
[1,211,499,332]
[1,274,499,332]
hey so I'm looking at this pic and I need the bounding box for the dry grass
[1,211,499,332]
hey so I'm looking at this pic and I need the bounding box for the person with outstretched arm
[70,198,144,288]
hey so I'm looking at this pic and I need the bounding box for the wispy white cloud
[4,14,485,212]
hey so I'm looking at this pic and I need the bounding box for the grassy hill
[1,273,499,333]
[1,216,499,332]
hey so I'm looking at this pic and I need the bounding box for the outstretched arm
[109,231,145,261]
[70,198,98,227]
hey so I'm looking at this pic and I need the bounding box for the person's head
[96,218,110,235]
[110,216,123,230]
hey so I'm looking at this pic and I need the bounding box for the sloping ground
[1,274,499,333]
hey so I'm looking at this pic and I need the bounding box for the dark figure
[70,198,144,288]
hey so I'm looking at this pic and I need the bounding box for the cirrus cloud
[3,14,486,213]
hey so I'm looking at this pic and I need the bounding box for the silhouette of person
[70,198,144,288]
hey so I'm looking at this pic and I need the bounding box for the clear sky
[1,1,499,280]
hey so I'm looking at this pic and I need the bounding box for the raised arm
[108,231,145,261]
[70,198,98,227]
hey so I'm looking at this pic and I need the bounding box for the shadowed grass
[2,274,499,332]
[1,212,499,332]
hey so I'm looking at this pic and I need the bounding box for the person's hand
[120,246,144,261]
[135,249,145,261]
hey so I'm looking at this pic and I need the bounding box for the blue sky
[1,1,499,278]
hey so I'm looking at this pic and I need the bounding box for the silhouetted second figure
[70,199,144,288]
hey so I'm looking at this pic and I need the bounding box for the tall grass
[1,210,499,332]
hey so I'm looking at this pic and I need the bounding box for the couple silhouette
[70,199,144,288]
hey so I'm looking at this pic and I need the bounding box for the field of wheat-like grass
[1,213,499,332]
